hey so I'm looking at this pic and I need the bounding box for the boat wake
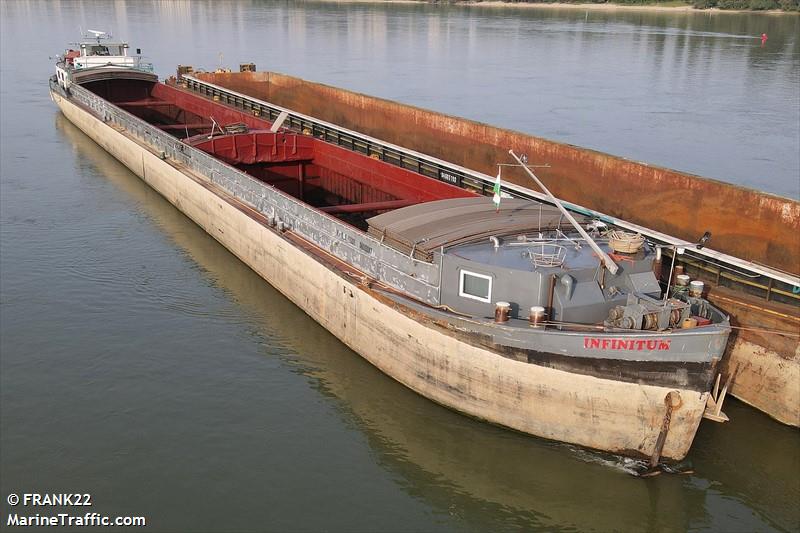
[566,445,694,477]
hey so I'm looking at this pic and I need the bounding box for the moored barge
[51,33,733,462]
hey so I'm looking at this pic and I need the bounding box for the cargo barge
[51,33,736,463]
[180,69,800,428]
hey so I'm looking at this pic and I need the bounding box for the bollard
[494,302,511,323]
[529,306,546,328]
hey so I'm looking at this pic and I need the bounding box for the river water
[1,1,798,531]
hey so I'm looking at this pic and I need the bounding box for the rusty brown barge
[178,68,799,429]
[51,34,770,464]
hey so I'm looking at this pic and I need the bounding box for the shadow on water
[55,112,799,532]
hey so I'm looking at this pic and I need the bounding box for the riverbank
[312,0,798,14]
[457,1,796,14]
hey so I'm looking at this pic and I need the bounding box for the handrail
[55,77,442,305]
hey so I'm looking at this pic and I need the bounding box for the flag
[492,167,502,212]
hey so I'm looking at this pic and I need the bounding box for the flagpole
[508,150,619,275]
[492,165,502,213]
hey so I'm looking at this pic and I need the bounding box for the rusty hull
[197,71,799,277]
[707,286,800,427]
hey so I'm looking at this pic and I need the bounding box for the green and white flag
[492,167,502,211]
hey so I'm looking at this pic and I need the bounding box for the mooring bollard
[529,306,546,328]
[494,302,510,323]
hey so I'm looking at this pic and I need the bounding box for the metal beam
[270,110,289,133]
[156,123,211,130]
[116,100,174,107]
[320,199,418,214]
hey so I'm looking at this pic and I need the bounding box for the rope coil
[608,230,645,254]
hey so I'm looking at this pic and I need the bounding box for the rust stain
[198,71,800,276]
[707,286,800,361]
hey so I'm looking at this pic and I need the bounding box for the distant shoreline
[459,1,794,14]
[312,0,798,14]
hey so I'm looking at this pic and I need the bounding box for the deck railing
[55,78,443,305]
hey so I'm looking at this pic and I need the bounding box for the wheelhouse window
[88,45,122,56]
[459,270,492,303]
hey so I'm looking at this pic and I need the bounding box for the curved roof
[367,197,587,262]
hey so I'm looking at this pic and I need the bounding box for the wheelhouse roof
[367,197,588,262]
[78,39,127,46]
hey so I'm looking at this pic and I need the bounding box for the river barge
[51,33,735,462]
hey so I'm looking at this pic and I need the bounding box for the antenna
[86,29,109,42]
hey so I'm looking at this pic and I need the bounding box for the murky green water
[1,1,798,531]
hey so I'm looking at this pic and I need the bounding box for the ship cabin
[367,197,724,332]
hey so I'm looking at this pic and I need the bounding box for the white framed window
[459,270,493,303]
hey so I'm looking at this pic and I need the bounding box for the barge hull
[708,288,800,426]
[52,88,709,461]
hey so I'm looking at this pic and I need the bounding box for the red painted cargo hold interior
[81,78,475,230]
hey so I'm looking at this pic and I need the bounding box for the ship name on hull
[584,337,671,351]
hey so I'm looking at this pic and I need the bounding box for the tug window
[459,270,492,303]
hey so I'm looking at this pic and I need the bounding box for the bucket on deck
[689,280,704,297]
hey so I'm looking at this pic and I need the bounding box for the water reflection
[4,0,797,196]
[55,112,797,532]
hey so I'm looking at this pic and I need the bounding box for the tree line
[483,0,799,10]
